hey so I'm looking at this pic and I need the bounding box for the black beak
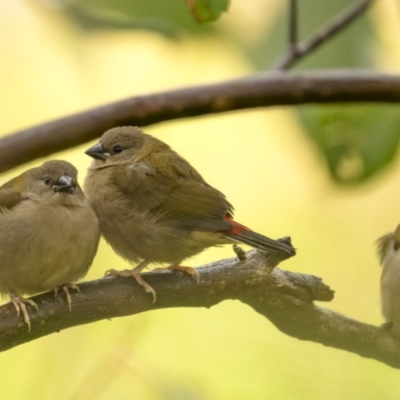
[54,175,76,194]
[85,142,107,161]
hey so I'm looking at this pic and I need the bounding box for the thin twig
[0,70,400,173]
[273,0,374,70]
[289,0,298,51]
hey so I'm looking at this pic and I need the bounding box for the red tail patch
[224,215,251,234]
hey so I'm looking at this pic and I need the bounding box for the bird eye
[43,177,51,185]
[113,145,123,154]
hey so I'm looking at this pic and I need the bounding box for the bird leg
[105,260,156,303]
[9,291,38,332]
[54,283,80,312]
[156,262,200,283]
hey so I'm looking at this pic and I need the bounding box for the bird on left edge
[0,160,100,331]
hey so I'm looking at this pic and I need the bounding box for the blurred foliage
[298,105,400,183]
[184,0,230,23]
[47,0,400,184]
[3,1,400,399]
[239,0,395,184]
[57,0,226,35]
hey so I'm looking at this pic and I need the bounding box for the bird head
[25,160,83,205]
[84,126,169,168]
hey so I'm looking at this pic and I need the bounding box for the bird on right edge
[84,126,296,302]
[377,224,400,333]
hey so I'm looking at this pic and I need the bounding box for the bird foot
[105,267,156,304]
[54,283,80,312]
[105,269,136,278]
[158,264,200,283]
[9,292,38,332]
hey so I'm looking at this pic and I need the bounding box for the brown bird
[0,160,100,330]
[377,224,400,333]
[84,126,296,302]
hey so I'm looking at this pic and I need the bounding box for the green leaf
[184,0,230,23]
[298,105,400,184]
[61,0,223,35]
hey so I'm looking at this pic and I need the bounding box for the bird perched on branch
[0,160,100,331]
[84,126,296,302]
[377,224,400,333]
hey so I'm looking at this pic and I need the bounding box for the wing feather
[115,162,233,231]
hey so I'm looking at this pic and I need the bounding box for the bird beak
[85,142,108,161]
[54,175,76,194]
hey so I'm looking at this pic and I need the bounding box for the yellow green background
[1,1,400,399]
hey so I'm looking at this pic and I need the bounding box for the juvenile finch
[0,160,100,330]
[84,126,296,301]
[377,224,400,333]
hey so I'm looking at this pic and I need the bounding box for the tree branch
[273,0,373,70]
[1,249,400,369]
[1,70,400,173]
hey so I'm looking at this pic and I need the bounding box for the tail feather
[224,229,296,257]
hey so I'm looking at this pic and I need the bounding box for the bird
[84,126,296,302]
[0,160,100,331]
[377,224,400,333]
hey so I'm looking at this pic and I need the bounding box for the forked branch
[273,0,373,70]
[0,250,399,369]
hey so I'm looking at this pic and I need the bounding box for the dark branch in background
[1,70,400,173]
[273,0,373,70]
[0,249,399,369]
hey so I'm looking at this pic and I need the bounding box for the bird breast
[0,200,100,295]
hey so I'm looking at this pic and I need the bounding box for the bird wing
[0,177,26,211]
[116,163,234,232]
[155,179,234,231]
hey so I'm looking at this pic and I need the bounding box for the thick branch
[1,250,399,369]
[1,70,400,173]
[273,0,373,70]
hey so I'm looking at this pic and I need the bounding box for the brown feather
[84,126,295,266]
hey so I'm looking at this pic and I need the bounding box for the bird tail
[223,219,296,257]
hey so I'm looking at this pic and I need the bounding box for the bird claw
[105,263,200,303]
[105,266,156,303]
[9,292,38,332]
[165,265,200,283]
[105,269,135,278]
[132,273,157,303]
[54,283,80,312]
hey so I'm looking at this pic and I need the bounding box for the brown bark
[1,70,400,173]
[1,250,399,369]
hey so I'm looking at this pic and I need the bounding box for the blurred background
[1,0,400,398]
